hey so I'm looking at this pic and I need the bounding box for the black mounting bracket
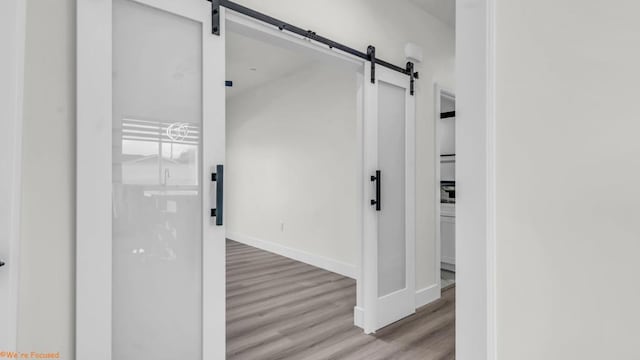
[406,62,416,96]
[367,45,376,83]
[211,0,220,35]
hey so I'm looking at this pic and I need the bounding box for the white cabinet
[441,204,455,271]
[440,156,455,181]
[441,215,455,269]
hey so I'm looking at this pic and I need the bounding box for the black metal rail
[210,0,419,84]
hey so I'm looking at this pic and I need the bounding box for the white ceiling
[409,0,455,28]
[226,31,314,99]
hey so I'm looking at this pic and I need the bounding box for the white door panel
[77,0,226,358]
[363,65,416,333]
[377,81,407,297]
[112,1,204,358]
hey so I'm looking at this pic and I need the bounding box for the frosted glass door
[112,0,215,358]
[77,0,225,358]
[377,81,407,297]
[363,65,416,332]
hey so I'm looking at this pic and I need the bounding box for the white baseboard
[353,285,441,330]
[415,284,441,309]
[354,306,364,328]
[227,232,357,279]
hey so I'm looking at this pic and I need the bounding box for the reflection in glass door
[112,0,203,358]
[377,81,407,298]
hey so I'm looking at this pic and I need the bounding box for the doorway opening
[436,86,456,291]
[224,27,363,358]
[221,7,439,357]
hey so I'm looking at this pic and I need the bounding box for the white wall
[226,62,358,274]
[18,0,76,357]
[0,0,25,350]
[495,0,640,358]
[17,0,453,356]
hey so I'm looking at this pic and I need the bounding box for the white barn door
[77,0,227,358]
[363,64,416,333]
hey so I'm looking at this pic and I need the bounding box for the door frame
[434,84,455,292]
[456,0,497,358]
[0,0,26,350]
[226,11,372,332]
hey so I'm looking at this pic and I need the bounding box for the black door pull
[211,164,224,226]
[371,170,381,211]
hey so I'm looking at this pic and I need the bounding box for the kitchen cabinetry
[441,204,455,271]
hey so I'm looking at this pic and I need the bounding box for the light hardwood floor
[226,239,455,360]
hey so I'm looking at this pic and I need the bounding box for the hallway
[226,240,455,360]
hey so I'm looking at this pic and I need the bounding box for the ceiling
[409,0,455,28]
[226,31,314,99]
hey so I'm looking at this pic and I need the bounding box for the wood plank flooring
[226,239,455,360]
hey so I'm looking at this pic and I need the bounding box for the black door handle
[370,170,381,211]
[0,260,5,267]
[210,164,224,226]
